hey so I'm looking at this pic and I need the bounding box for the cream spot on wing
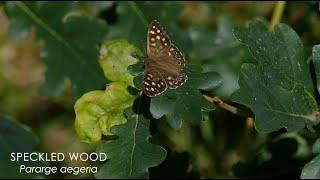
[151,43,156,47]
[168,52,171,56]
[170,48,174,51]
[167,77,172,80]
[160,82,164,85]
[151,88,155,91]
[146,87,150,91]
[156,35,160,40]
[152,26,155,29]
[151,38,155,42]
[147,74,153,78]
[169,82,173,86]
[144,82,150,86]
[162,38,165,41]
[164,43,167,46]
[146,77,151,81]
[157,29,160,33]
[151,82,156,86]
[157,84,161,88]
[149,30,155,34]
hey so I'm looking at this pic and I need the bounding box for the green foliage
[148,66,221,129]
[188,15,248,98]
[3,1,320,179]
[74,82,136,143]
[301,137,320,179]
[301,155,320,179]
[0,116,46,178]
[99,40,142,85]
[131,64,222,129]
[312,45,320,95]
[232,20,319,133]
[75,40,139,143]
[96,108,166,179]
[106,1,191,53]
[4,1,107,100]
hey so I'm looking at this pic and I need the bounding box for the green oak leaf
[300,137,320,178]
[231,20,319,133]
[106,1,192,54]
[133,65,222,129]
[99,40,142,85]
[96,109,167,179]
[312,45,320,95]
[312,138,320,154]
[301,154,320,179]
[5,1,107,100]
[75,82,136,143]
[0,116,46,178]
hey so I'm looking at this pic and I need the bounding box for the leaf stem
[269,1,287,31]
[202,94,253,118]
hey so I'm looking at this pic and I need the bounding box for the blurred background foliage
[0,1,320,178]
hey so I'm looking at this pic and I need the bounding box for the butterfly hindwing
[142,70,167,97]
[163,73,188,89]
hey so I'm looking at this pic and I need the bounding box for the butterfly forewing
[143,20,187,97]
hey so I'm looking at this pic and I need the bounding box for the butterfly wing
[142,68,167,97]
[158,44,187,89]
[147,20,171,59]
[144,20,187,96]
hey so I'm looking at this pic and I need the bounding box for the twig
[269,1,287,31]
[202,94,253,118]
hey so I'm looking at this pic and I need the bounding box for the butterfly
[142,20,188,97]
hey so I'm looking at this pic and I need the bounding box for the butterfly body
[142,20,187,97]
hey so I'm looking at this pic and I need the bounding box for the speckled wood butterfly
[142,20,187,97]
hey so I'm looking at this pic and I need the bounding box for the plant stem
[202,94,253,118]
[269,1,287,31]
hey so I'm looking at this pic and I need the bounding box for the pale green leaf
[75,82,136,143]
[99,40,142,85]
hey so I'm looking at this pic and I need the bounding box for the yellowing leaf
[75,82,136,143]
[99,40,142,85]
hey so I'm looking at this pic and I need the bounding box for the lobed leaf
[96,109,167,179]
[133,65,222,129]
[74,40,140,143]
[231,20,319,133]
[74,82,136,143]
